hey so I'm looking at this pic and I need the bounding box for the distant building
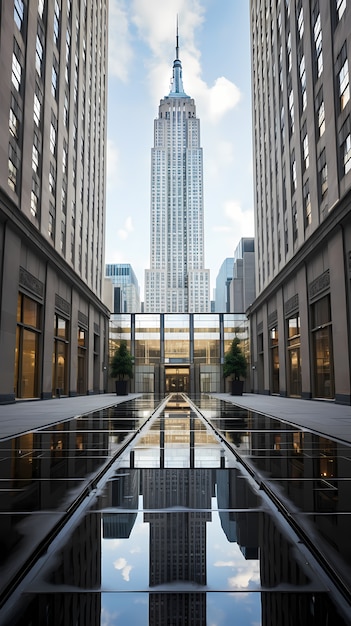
[144,28,210,312]
[215,258,234,312]
[104,264,141,313]
[229,239,255,313]
[0,0,109,402]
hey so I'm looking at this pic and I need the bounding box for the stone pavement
[0,392,351,444]
[0,393,140,440]
[212,393,351,444]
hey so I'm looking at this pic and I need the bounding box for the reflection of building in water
[143,468,213,625]
[102,470,139,538]
[259,511,344,626]
[217,468,259,559]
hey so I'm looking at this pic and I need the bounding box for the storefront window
[77,327,87,394]
[15,293,41,398]
[287,315,301,397]
[52,314,69,397]
[270,326,279,394]
[311,295,334,399]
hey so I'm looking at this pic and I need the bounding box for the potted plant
[223,337,247,396]
[110,341,134,395]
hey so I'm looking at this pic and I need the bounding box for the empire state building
[144,31,210,312]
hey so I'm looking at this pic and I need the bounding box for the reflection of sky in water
[102,511,149,590]
[207,509,260,591]
[101,505,260,593]
[101,592,261,626]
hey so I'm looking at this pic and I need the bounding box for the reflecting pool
[0,394,350,625]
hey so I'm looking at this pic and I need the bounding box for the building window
[299,55,307,111]
[33,84,42,126]
[297,6,304,38]
[288,90,294,135]
[52,56,58,99]
[50,113,57,155]
[311,295,334,399]
[15,293,41,399]
[49,202,55,240]
[77,327,87,394]
[303,179,312,227]
[12,51,22,91]
[337,43,350,110]
[52,313,69,397]
[302,123,309,169]
[340,117,351,175]
[32,143,39,173]
[30,190,38,217]
[316,88,325,137]
[9,107,20,138]
[336,0,346,21]
[53,0,60,46]
[49,161,56,195]
[35,30,44,76]
[38,0,44,19]
[291,153,297,192]
[314,13,323,78]
[14,0,24,31]
[318,148,328,198]
[287,314,301,397]
[269,326,279,394]
[8,155,18,192]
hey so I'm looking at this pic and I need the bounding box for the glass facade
[108,314,250,395]
[287,314,301,397]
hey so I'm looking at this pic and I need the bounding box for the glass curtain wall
[194,314,220,392]
[135,314,160,393]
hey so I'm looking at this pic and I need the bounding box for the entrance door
[165,367,189,393]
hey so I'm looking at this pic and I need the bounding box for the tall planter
[223,337,247,396]
[115,380,128,396]
[231,380,244,396]
[110,341,134,396]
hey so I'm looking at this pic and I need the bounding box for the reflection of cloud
[114,557,133,581]
[228,564,260,590]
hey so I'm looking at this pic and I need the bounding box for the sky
[105,0,254,298]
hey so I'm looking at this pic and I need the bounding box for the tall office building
[249,1,351,403]
[229,238,255,313]
[144,30,210,313]
[215,258,234,312]
[0,0,109,402]
[104,263,141,312]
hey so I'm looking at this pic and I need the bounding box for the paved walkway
[0,392,351,444]
[0,394,140,440]
[212,393,351,444]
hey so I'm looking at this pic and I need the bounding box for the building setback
[144,28,210,313]
[0,0,109,402]
[249,0,351,403]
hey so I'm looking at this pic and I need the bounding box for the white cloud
[108,0,133,81]
[224,200,254,234]
[118,216,134,240]
[207,76,241,121]
[114,557,133,581]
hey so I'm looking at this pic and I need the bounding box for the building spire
[168,16,189,98]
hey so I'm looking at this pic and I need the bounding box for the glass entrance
[165,367,189,393]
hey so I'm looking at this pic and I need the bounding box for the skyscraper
[0,0,109,401]
[144,28,210,313]
[249,1,351,403]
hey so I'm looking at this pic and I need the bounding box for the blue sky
[106,0,254,297]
